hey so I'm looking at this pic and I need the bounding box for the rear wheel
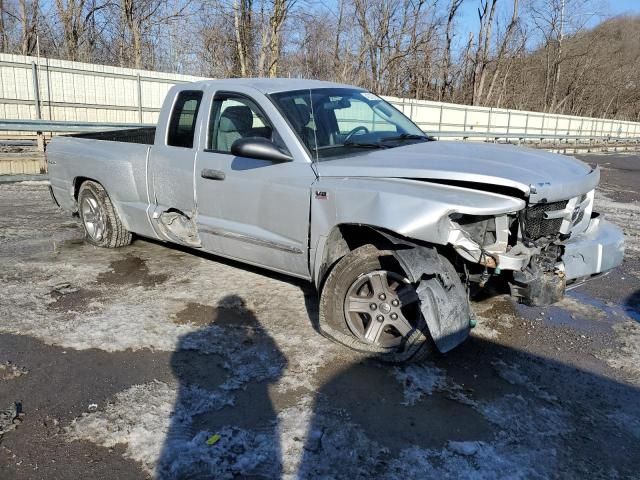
[319,244,434,362]
[78,181,132,248]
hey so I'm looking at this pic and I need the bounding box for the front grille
[524,200,568,239]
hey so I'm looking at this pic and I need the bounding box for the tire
[319,244,437,363]
[77,181,132,248]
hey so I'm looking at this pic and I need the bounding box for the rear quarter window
[167,90,203,148]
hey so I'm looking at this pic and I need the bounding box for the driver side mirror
[230,137,293,163]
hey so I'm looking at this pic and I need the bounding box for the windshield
[269,88,429,160]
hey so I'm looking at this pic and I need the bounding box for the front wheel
[319,245,436,362]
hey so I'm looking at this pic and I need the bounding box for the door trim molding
[199,227,303,254]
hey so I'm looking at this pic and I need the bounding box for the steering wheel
[344,126,370,142]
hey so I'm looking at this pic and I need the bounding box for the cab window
[208,94,284,153]
[167,90,203,148]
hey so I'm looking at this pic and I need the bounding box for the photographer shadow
[157,294,286,479]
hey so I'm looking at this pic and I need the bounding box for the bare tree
[470,0,498,105]
[440,0,464,101]
[0,0,634,121]
[266,0,294,77]
[19,0,39,55]
[0,0,8,52]
[483,0,521,105]
[233,0,252,76]
[54,0,108,61]
[117,0,192,69]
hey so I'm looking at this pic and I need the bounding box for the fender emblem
[315,191,327,199]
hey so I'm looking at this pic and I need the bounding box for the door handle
[201,168,225,181]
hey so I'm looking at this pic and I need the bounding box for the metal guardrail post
[30,62,45,152]
[137,74,143,124]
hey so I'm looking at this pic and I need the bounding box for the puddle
[172,303,218,326]
[516,290,632,334]
[48,286,100,313]
[172,301,260,328]
[97,255,168,287]
[624,290,640,322]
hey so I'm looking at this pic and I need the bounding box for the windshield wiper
[343,141,389,149]
[379,133,432,142]
[343,133,430,149]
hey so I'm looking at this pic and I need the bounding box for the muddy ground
[0,152,639,479]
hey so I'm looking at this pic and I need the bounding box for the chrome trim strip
[199,227,303,254]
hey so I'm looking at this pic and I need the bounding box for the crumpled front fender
[310,177,525,285]
[384,235,471,353]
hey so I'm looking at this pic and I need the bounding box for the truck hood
[317,141,599,203]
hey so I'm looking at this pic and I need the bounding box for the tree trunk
[20,0,39,56]
[233,0,252,77]
[472,0,497,105]
[440,0,463,101]
[267,0,288,78]
[0,0,7,52]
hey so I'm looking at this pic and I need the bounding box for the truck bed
[69,127,156,145]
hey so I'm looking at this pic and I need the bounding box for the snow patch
[0,238,340,392]
[492,360,558,402]
[0,361,29,381]
[15,180,50,186]
[392,363,446,405]
[598,320,640,382]
[594,190,640,253]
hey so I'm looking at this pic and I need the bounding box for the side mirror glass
[230,137,293,163]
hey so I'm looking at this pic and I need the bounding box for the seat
[283,102,318,150]
[216,105,254,151]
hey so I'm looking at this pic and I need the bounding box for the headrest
[293,103,311,125]
[219,105,253,132]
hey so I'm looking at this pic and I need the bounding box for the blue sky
[607,0,640,16]
[316,0,640,39]
[454,0,640,38]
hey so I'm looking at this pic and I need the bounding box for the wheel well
[316,224,398,290]
[73,176,94,200]
[316,224,465,291]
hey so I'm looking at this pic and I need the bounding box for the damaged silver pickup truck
[47,79,625,362]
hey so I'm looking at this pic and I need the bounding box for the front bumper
[560,215,625,281]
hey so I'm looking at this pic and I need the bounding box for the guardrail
[0,119,154,132]
[0,119,638,152]
[385,97,640,138]
[432,131,640,142]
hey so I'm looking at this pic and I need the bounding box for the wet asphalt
[0,151,639,479]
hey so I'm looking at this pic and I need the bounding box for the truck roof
[183,78,364,94]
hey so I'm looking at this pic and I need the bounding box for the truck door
[150,89,204,246]
[194,91,314,278]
